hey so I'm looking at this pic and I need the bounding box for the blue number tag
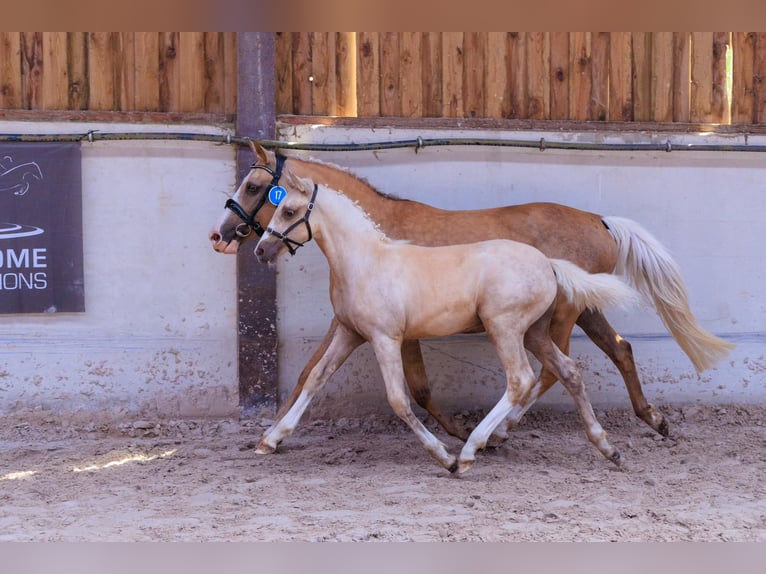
[268,185,287,206]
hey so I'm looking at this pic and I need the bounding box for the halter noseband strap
[225,153,287,238]
[265,184,319,256]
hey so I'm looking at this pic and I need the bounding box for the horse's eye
[245,184,258,194]
[284,209,295,218]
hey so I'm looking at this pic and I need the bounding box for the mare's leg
[401,340,469,441]
[372,336,457,471]
[275,317,343,420]
[527,330,622,466]
[577,308,668,436]
[458,328,535,474]
[256,322,364,454]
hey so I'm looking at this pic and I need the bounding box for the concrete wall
[2,120,764,422]
[273,123,766,417]
[0,123,239,420]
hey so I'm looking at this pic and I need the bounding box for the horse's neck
[292,157,419,224]
[312,187,387,271]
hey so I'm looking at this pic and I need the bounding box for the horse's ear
[249,140,272,165]
[283,170,313,195]
[296,176,314,194]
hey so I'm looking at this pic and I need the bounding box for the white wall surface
[272,123,766,417]
[0,123,239,420]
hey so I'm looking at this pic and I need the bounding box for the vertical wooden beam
[310,32,336,115]
[609,32,632,121]
[754,33,766,123]
[356,32,380,117]
[590,32,609,121]
[236,32,277,414]
[569,32,591,121]
[672,32,691,122]
[690,32,714,123]
[20,32,43,110]
[508,32,527,119]
[180,32,206,113]
[88,32,115,111]
[114,32,135,112]
[485,32,509,119]
[442,32,463,117]
[463,32,485,118]
[159,32,180,112]
[380,32,400,116]
[134,32,159,112]
[203,32,225,114]
[731,32,755,124]
[711,32,730,124]
[549,32,568,120]
[631,32,652,121]
[274,33,293,114]
[399,32,423,117]
[422,33,442,117]
[651,32,674,122]
[223,32,238,117]
[526,32,549,119]
[0,33,22,109]
[42,32,68,110]
[291,32,312,115]
[336,32,357,117]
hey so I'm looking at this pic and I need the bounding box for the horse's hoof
[254,439,277,455]
[642,405,670,437]
[609,450,622,467]
[456,458,475,475]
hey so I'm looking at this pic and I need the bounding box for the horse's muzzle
[209,230,240,254]
[255,239,282,264]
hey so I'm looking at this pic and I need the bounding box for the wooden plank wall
[0,32,237,116]
[275,32,766,125]
[1,32,764,126]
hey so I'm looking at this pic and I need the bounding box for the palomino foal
[254,170,638,473]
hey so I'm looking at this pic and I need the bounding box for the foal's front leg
[256,323,364,454]
[372,336,458,472]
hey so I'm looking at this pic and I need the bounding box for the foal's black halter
[265,184,319,256]
[224,154,287,238]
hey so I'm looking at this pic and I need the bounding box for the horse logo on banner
[0,155,45,240]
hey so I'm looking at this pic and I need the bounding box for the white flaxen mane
[323,185,410,245]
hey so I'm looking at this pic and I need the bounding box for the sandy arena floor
[1,403,765,542]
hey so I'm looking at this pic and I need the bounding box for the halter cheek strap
[225,153,287,238]
[265,184,319,256]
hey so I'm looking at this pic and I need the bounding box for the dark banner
[0,143,84,314]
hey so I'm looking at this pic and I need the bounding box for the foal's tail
[551,258,641,314]
[602,215,734,372]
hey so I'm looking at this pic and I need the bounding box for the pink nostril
[255,246,265,258]
[209,231,221,244]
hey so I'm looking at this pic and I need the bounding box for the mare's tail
[601,215,734,372]
[551,258,641,314]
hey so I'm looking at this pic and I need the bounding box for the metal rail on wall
[1,130,766,153]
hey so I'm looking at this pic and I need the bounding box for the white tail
[551,258,641,312]
[602,215,734,372]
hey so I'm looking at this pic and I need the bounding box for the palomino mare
[253,170,640,472]
[209,142,733,441]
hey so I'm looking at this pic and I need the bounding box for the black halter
[224,154,287,238]
[265,184,319,256]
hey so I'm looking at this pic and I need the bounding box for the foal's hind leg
[528,332,622,467]
[401,340,470,441]
[577,308,668,437]
[256,322,364,454]
[498,302,578,433]
[457,325,536,474]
